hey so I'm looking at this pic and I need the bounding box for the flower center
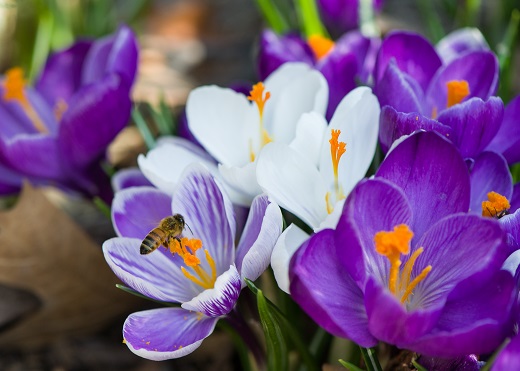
[307,34,335,60]
[431,79,470,119]
[248,82,273,162]
[374,224,432,304]
[3,67,49,133]
[168,237,217,290]
[325,129,346,214]
[482,191,510,219]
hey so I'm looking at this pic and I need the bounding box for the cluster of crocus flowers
[0,25,138,202]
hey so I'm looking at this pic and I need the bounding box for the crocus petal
[58,73,131,168]
[437,97,504,159]
[407,270,515,357]
[271,224,309,294]
[419,354,482,371]
[493,334,520,369]
[123,308,218,361]
[317,0,360,34]
[426,51,499,114]
[511,183,520,212]
[486,95,520,164]
[218,162,263,206]
[375,60,423,114]
[182,265,241,317]
[469,152,512,213]
[0,134,64,180]
[257,142,328,229]
[35,41,92,106]
[171,165,236,274]
[103,237,199,303]
[376,131,470,240]
[111,167,153,192]
[290,229,378,347]
[257,30,314,80]
[375,31,442,91]
[335,178,412,286]
[436,28,489,64]
[501,210,520,254]
[82,25,138,86]
[321,87,380,196]
[264,64,328,144]
[111,186,172,238]
[236,195,282,285]
[379,106,453,153]
[186,86,257,166]
[0,161,22,194]
[289,112,327,167]
[137,139,217,195]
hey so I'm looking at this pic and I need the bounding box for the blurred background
[0,0,517,369]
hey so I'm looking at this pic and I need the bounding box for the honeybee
[140,214,187,255]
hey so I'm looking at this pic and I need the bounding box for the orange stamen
[307,35,335,60]
[248,82,271,119]
[446,80,470,108]
[482,191,510,218]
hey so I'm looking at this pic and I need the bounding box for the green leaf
[295,0,328,38]
[93,197,111,219]
[359,347,382,371]
[339,359,364,371]
[497,8,520,102]
[254,0,290,34]
[480,337,511,371]
[256,287,289,371]
[411,359,428,371]
[132,105,156,150]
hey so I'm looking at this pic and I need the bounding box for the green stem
[359,347,382,371]
[296,0,328,38]
[254,0,290,34]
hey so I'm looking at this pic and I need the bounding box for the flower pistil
[248,82,273,162]
[325,129,346,213]
[374,224,432,304]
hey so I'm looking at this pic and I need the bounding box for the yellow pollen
[3,67,48,133]
[248,82,273,161]
[374,225,432,303]
[307,35,335,60]
[446,80,470,108]
[325,192,334,214]
[168,238,217,289]
[329,129,347,206]
[482,191,510,218]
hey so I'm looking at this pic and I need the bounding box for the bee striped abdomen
[140,228,167,255]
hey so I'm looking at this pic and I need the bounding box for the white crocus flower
[186,62,328,206]
[257,87,380,292]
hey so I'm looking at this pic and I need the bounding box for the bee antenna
[185,222,194,235]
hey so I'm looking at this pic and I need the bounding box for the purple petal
[493,333,520,370]
[426,51,499,114]
[82,25,138,86]
[436,28,489,64]
[379,106,453,153]
[182,265,241,317]
[0,161,22,194]
[111,187,172,238]
[290,229,378,347]
[413,214,507,309]
[336,178,412,286]
[123,307,218,360]
[235,195,283,285]
[317,0,360,34]
[58,73,131,168]
[35,40,92,106]
[486,95,520,164]
[501,210,520,253]
[469,152,512,213]
[257,30,314,80]
[375,60,423,114]
[511,183,520,213]
[419,354,482,371]
[376,131,470,240]
[111,167,153,192]
[0,134,65,180]
[172,165,236,275]
[375,31,441,92]
[407,270,515,357]
[437,97,504,159]
[103,237,200,303]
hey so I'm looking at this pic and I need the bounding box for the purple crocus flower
[290,131,516,357]
[0,25,138,202]
[103,165,283,360]
[257,29,380,119]
[316,0,384,36]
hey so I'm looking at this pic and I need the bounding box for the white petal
[316,198,345,231]
[289,112,328,167]
[319,87,380,197]
[186,86,257,166]
[138,140,217,195]
[257,142,328,229]
[218,162,263,206]
[271,224,309,294]
[264,63,328,143]
[503,250,520,276]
